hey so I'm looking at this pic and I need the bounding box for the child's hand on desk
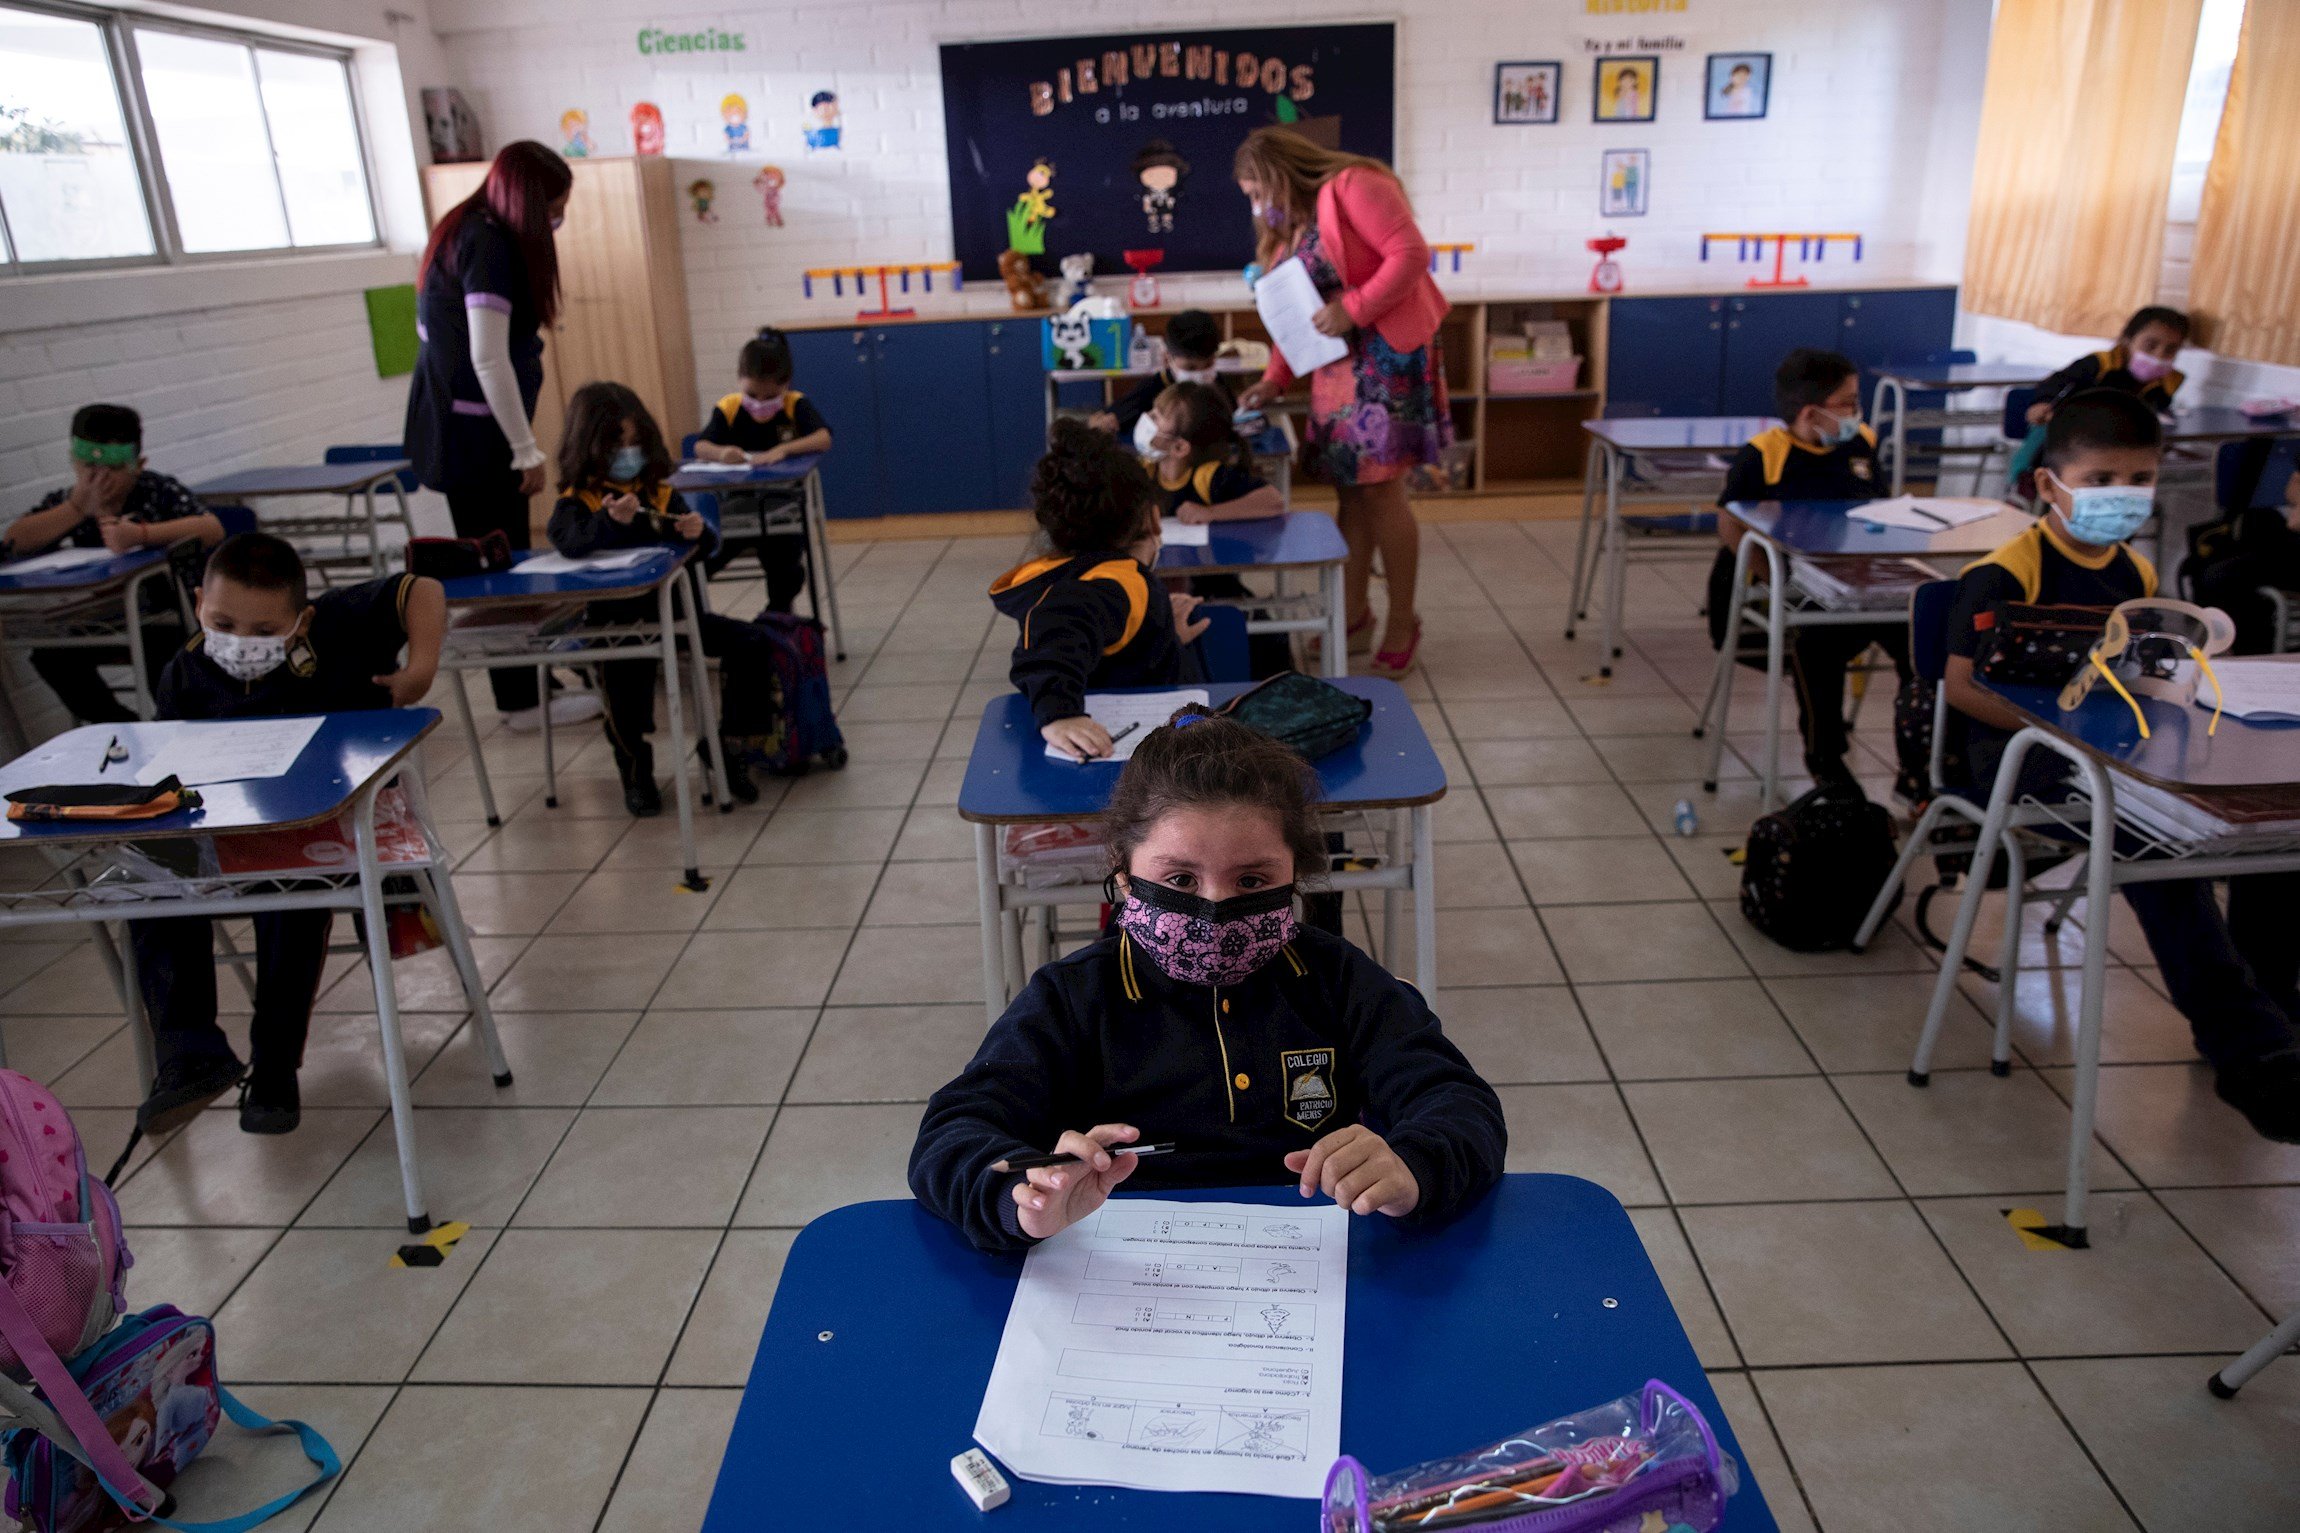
[1170,592,1210,643]
[1042,715,1114,761]
[674,510,707,541]
[604,491,642,525]
[750,446,788,467]
[1012,1124,1141,1240]
[1286,1125,1420,1217]
[1176,503,1215,526]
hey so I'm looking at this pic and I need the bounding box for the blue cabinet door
[983,318,1048,511]
[871,323,998,514]
[1837,287,1959,376]
[1719,292,1845,417]
[789,327,884,519]
[1603,296,1725,417]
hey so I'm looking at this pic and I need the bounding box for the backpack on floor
[1738,782,1902,952]
[733,610,848,777]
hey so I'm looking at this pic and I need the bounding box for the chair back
[2001,388,2037,443]
[1909,579,1958,685]
[681,432,703,461]
[1195,604,1251,684]
[170,506,259,620]
[323,445,417,494]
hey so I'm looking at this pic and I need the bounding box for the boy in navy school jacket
[131,532,445,1139]
[1711,347,1913,794]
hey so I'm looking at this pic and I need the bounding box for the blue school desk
[436,547,730,891]
[2163,405,2297,444]
[0,546,174,748]
[189,459,413,578]
[1865,362,2050,496]
[1574,416,1779,679]
[0,711,510,1231]
[700,1176,1779,1533]
[669,454,845,660]
[1912,661,2300,1246]
[1156,512,1351,678]
[957,678,1445,1020]
[1703,498,2034,807]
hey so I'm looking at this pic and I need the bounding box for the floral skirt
[1302,332,1454,487]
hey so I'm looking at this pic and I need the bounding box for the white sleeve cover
[467,303,545,470]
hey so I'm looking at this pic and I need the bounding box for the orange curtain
[2190,1,2300,366]
[1961,0,2202,337]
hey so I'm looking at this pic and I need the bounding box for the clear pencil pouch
[1322,1379,1737,1533]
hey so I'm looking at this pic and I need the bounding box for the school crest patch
[1851,458,1874,480]
[1281,1048,1338,1131]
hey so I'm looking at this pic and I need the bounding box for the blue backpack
[744,610,848,776]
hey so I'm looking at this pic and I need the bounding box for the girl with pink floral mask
[910,710,1505,1253]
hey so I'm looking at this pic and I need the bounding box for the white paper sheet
[1850,496,2005,532]
[1253,259,1349,378]
[1043,689,1211,763]
[974,1199,1348,1498]
[514,550,658,575]
[677,459,752,475]
[2,546,121,575]
[2206,658,2300,722]
[134,717,324,786]
[1158,518,1211,547]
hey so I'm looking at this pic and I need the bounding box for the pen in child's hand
[992,1141,1176,1174]
[1105,721,1141,748]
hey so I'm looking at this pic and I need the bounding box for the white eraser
[951,1447,1011,1511]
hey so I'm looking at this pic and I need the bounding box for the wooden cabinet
[421,158,697,522]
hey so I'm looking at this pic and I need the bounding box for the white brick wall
[428,0,1995,413]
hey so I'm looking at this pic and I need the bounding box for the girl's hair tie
[1173,709,1213,729]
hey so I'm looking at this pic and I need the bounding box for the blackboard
[939,24,1395,283]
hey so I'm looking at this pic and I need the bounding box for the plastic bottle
[1672,799,1699,837]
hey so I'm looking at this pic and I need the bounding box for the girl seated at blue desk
[548,381,782,814]
[910,709,1506,1252]
[1146,381,1293,678]
[691,327,831,615]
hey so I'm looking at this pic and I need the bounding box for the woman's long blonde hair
[1232,127,1406,268]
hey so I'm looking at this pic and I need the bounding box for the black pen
[992,1141,1177,1174]
[1105,721,1142,747]
[97,734,120,774]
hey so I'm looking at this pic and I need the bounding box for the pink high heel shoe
[1369,620,1422,679]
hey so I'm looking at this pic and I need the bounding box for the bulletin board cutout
[363,284,418,379]
[938,24,1396,283]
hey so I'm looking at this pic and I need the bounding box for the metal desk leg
[362,483,385,577]
[111,919,155,1091]
[1992,835,2026,1075]
[1003,899,1027,999]
[809,473,846,661]
[1321,560,1347,679]
[682,568,732,812]
[974,822,1006,1026]
[2059,753,2118,1246]
[1599,447,1628,673]
[123,565,161,719]
[351,782,430,1234]
[656,579,707,892]
[1381,810,1402,971]
[539,664,558,809]
[447,670,501,827]
[1755,537,1788,809]
[1698,533,1757,791]
[0,671,28,758]
[1567,438,1603,636]
[1411,805,1436,997]
[401,758,512,1088]
[1911,728,2037,1084]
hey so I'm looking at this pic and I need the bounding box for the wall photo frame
[1705,53,1771,120]
[1593,56,1656,123]
[1494,61,1560,125]
[1600,149,1649,217]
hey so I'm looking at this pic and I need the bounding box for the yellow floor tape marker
[1579,672,1614,688]
[391,1220,472,1269]
[2003,1207,2076,1252]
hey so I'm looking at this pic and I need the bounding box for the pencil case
[5,778,199,823]
[1321,1380,1737,1533]
[405,530,513,579]
[1973,602,2112,689]
[1218,671,1372,762]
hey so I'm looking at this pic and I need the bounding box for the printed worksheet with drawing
[973,1199,1348,1498]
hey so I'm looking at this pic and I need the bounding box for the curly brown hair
[1101,708,1328,885]
[556,380,673,494]
[1031,417,1154,554]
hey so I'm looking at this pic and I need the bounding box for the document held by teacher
[1254,259,1350,377]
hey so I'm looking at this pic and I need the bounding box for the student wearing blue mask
[1710,348,1913,793]
[548,381,780,816]
[1945,390,2300,1144]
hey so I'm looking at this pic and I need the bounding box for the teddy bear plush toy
[998,249,1046,311]
[1054,252,1094,311]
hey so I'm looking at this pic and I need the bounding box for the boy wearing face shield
[1945,391,2300,1145]
[128,533,445,1139]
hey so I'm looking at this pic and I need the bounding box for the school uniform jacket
[1716,423,1882,506]
[1155,458,1265,516]
[909,923,1507,1253]
[989,549,1199,728]
[2036,345,2183,416]
[159,575,418,720]
[696,390,830,456]
[546,481,719,561]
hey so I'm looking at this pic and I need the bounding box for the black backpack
[1738,782,1902,952]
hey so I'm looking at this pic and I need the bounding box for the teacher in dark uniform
[405,140,597,732]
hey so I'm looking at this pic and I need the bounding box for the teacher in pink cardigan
[1234,128,1451,677]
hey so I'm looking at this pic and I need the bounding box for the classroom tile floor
[5,521,2299,1532]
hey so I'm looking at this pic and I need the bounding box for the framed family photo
[1706,52,1771,119]
[1494,61,1561,125]
[1593,56,1657,124]
[1599,149,1649,216]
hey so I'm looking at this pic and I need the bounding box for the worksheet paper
[513,550,658,575]
[974,1199,1348,1498]
[1851,496,2004,532]
[1044,689,1211,763]
[1253,259,1350,378]
[2206,658,2300,722]
[676,459,751,475]
[1159,517,1211,547]
[1,546,121,575]
[134,717,323,786]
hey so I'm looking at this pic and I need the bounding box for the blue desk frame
[957,679,1446,1020]
[701,1176,1778,1533]
[1156,512,1350,678]
[189,460,414,580]
[0,711,510,1231]
[1865,363,2048,497]
[1911,668,2300,1244]
[670,454,845,661]
[0,548,174,750]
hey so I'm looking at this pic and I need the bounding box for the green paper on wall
[364,284,419,378]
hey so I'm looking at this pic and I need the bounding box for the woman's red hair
[419,141,573,327]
